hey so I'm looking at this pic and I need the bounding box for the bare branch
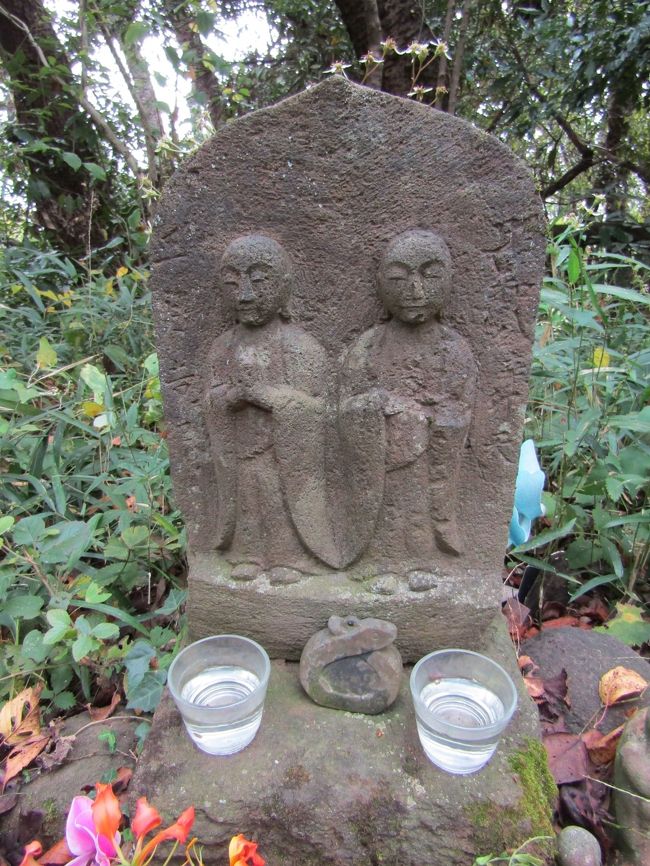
[542,155,595,198]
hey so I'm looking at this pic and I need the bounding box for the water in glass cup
[180,665,263,755]
[410,649,517,775]
[416,676,505,774]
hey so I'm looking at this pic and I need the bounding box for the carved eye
[347,618,356,627]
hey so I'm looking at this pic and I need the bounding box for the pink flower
[65,796,120,866]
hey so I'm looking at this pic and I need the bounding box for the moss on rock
[466,738,556,861]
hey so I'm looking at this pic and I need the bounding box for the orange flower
[132,797,162,839]
[137,806,195,863]
[18,841,42,866]
[92,783,122,841]
[229,834,265,866]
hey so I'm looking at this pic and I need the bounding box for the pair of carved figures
[204,230,477,583]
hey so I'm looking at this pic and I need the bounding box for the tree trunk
[0,0,111,248]
[162,0,223,130]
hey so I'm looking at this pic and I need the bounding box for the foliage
[0,238,186,711]
[512,219,649,605]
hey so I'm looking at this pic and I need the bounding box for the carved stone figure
[299,615,402,714]
[340,230,477,576]
[204,234,338,580]
[613,707,650,865]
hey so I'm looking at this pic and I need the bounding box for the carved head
[377,230,452,324]
[221,234,292,327]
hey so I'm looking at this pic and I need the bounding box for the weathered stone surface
[131,627,553,866]
[299,615,402,713]
[0,713,143,846]
[522,628,650,733]
[557,826,602,866]
[613,707,650,866]
[188,553,503,662]
[151,76,544,654]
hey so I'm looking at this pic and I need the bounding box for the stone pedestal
[188,552,502,663]
[131,624,554,865]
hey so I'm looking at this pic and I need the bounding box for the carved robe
[205,318,339,571]
[340,317,477,570]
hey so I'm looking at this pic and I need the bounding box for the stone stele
[137,77,552,864]
[150,76,545,661]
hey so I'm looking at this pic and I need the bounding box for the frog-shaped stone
[299,615,402,714]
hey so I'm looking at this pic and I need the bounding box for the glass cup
[168,634,270,756]
[410,649,517,775]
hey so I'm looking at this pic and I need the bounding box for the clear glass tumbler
[410,649,518,775]
[168,634,270,756]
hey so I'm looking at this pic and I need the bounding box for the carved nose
[409,274,425,297]
[239,277,255,301]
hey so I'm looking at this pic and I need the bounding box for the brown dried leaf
[112,765,133,795]
[2,736,49,789]
[524,675,545,700]
[544,732,589,785]
[0,686,42,742]
[87,690,121,722]
[40,839,72,866]
[581,724,625,766]
[599,666,648,707]
[37,735,75,772]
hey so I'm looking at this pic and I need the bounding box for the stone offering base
[187,552,503,663]
[131,624,555,866]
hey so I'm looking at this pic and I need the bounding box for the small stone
[268,566,302,585]
[408,570,438,592]
[369,574,398,595]
[557,826,602,866]
[230,563,261,581]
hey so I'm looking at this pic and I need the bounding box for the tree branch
[434,0,455,109]
[541,155,595,198]
[447,0,472,115]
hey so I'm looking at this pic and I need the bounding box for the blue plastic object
[508,439,545,547]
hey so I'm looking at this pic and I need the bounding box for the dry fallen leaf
[2,735,49,789]
[524,675,545,700]
[599,666,648,707]
[581,724,625,766]
[37,735,75,772]
[40,839,72,866]
[544,732,589,785]
[0,686,42,743]
[87,690,121,722]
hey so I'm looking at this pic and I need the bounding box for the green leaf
[195,10,215,34]
[99,730,117,753]
[76,600,149,635]
[38,521,92,566]
[608,407,650,434]
[512,519,576,553]
[62,152,82,171]
[124,640,156,685]
[155,588,186,616]
[5,594,44,619]
[121,525,149,549]
[22,629,49,662]
[92,622,120,640]
[123,21,148,47]
[83,162,107,182]
[72,633,100,661]
[569,573,621,602]
[36,336,58,370]
[53,690,77,710]
[0,515,14,535]
[84,582,111,603]
[595,603,650,647]
[567,248,581,284]
[126,669,166,712]
[605,475,624,502]
[44,608,73,644]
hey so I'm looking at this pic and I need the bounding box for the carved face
[377,230,452,324]
[221,234,291,327]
